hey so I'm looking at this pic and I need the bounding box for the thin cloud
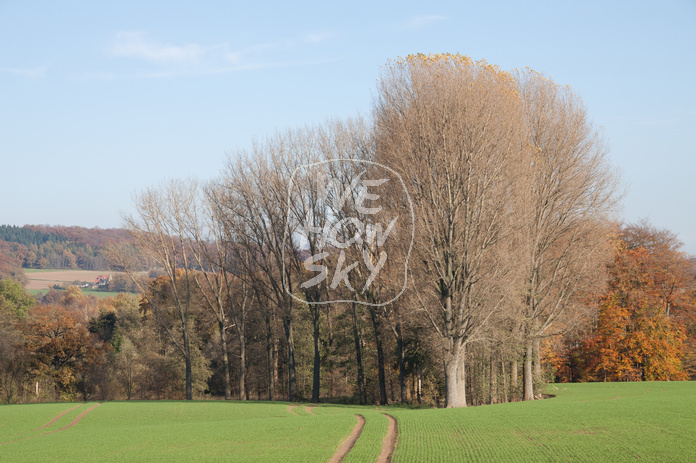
[105,30,335,78]
[6,63,50,79]
[137,58,341,79]
[304,32,332,44]
[225,32,332,64]
[109,31,210,64]
[403,15,447,29]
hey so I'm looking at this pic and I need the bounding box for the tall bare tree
[374,54,526,407]
[121,180,199,400]
[182,182,250,401]
[515,70,620,400]
[216,142,300,401]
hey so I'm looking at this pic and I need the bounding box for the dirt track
[328,414,365,463]
[377,414,398,463]
[50,402,102,433]
[33,404,84,430]
[0,402,102,445]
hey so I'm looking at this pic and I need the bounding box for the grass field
[26,288,124,299]
[1,382,694,462]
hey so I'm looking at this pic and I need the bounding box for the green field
[22,269,65,273]
[1,382,694,462]
[26,288,124,299]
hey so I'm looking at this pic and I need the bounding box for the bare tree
[182,183,250,401]
[283,126,330,403]
[121,180,200,400]
[515,70,620,400]
[216,142,300,401]
[374,54,526,407]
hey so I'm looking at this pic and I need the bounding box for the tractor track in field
[377,414,398,463]
[328,414,365,463]
[33,404,85,430]
[325,410,398,462]
[47,402,102,433]
[0,402,102,445]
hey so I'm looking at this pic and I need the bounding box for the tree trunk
[523,339,534,401]
[489,353,498,404]
[417,365,422,404]
[325,304,335,399]
[283,317,296,402]
[351,302,366,405]
[219,321,232,400]
[533,337,542,380]
[311,306,321,403]
[444,341,467,408]
[369,307,388,405]
[184,355,193,400]
[511,360,518,391]
[445,356,463,408]
[272,336,279,397]
[396,323,406,404]
[458,344,468,407]
[183,326,193,400]
[265,313,275,401]
[501,360,508,403]
[238,330,247,401]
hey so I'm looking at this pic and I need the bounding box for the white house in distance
[93,274,111,288]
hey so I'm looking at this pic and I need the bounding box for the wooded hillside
[0,225,148,272]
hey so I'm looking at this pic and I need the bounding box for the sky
[1,1,695,254]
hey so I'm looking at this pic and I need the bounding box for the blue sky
[1,1,695,254]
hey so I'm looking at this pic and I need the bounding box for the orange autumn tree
[581,222,695,381]
[22,304,104,399]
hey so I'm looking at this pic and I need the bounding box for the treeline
[111,53,622,407]
[2,221,693,405]
[0,225,149,271]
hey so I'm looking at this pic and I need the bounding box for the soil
[328,414,365,463]
[25,270,112,290]
[377,413,398,463]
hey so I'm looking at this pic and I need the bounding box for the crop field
[24,269,112,291]
[389,381,696,462]
[0,382,694,462]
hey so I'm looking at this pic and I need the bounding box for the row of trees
[112,54,624,407]
[0,223,693,405]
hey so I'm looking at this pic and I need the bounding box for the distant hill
[0,225,148,272]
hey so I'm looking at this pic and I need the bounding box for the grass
[0,401,356,462]
[1,382,694,462]
[388,381,696,462]
[23,268,65,273]
[25,288,124,299]
[341,409,388,463]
